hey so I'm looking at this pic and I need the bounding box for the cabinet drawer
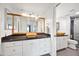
[23,40,35,46]
[3,46,22,56]
[2,41,22,47]
[39,38,51,55]
[39,38,50,48]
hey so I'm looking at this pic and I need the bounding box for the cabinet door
[23,40,39,56]
[39,38,51,55]
[31,39,40,56]
[56,37,68,50]
[56,37,61,50]
[23,40,32,56]
[59,37,64,49]
[2,46,22,56]
[56,37,63,50]
[61,37,68,49]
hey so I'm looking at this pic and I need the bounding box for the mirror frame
[5,13,45,34]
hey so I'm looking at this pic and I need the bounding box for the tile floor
[57,48,79,56]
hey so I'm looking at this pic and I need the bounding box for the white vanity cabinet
[23,38,51,56]
[2,38,51,56]
[22,39,39,56]
[56,36,68,50]
[2,41,23,56]
[39,38,51,55]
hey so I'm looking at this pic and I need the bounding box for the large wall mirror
[5,13,45,35]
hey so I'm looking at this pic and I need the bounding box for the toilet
[68,39,78,49]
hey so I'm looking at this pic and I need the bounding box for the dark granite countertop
[1,33,51,42]
[54,35,68,37]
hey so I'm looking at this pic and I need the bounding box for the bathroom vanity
[56,35,68,51]
[1,33,51,56]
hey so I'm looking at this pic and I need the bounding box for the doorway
[70,16,79,47]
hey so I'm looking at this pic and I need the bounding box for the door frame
[70,15,79,40]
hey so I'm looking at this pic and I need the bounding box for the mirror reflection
[5,13,45,35]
